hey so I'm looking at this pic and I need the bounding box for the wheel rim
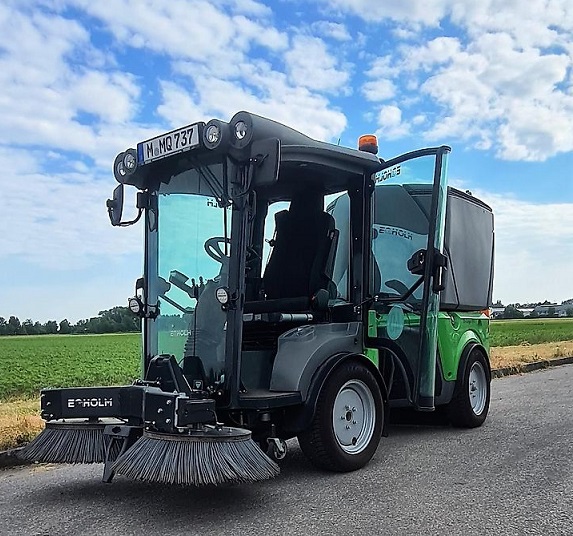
[468,361,488,415]
[332,379,376,454]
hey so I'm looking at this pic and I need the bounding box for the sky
[0,0,572,323]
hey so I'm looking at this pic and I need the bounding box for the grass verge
[0,398,43,451]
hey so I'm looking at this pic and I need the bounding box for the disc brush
[112,425,280,486]
[18,421,122,464]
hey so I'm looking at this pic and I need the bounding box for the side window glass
[262,201,290,275]
[372,156,435,300]
[326,193,349,301]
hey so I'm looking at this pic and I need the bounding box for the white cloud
[0,3,153,169]
[160,68,347,141]
[321,0,573,46]
[476,191,573,303]
[376,105,410,139]
[311,21,352,41]
[284,35,350,93]
[227,0,272,17]
[156,81,205,128]
[362,79,396,102]
[391,27,419,40]
[320,0,449,25]
[0,148,141,269]
[320,0,573,160]
[68,0,288,71]
[363,31,573,160]
[69,71,140,124]
[418,34,573,160]
[449,0,573,48]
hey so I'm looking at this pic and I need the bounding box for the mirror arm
[117,208,144,227]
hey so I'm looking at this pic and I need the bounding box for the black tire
[298,360,384,472]
[447,348,491,428]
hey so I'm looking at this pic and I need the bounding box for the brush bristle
[18,422,105,463]
[113,428,280,486]
[18,422,122,464]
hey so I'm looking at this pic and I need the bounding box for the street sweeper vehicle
[21,111,495,486]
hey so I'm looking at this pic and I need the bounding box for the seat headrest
[289,190,323,215]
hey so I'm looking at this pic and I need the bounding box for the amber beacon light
[358,134,378,154]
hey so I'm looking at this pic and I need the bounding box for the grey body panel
[270,322,363,397]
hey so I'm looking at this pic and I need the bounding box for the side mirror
[106,184,124,226]
[407,249,426,276]
[250,138,280,186]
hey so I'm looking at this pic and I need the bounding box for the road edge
[0,446,28,469]
[2,356,573,469]
[491,355,573,378]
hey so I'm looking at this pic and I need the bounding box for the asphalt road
[1,365,572,536]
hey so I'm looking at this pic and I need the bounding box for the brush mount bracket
[39,383,217,433]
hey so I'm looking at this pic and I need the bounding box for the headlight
[128,296,143,315]
[215,287,230,306]
[203,119,229,150]
[229,111,254,149]
[113,149,138,183]
[115,160,126,178]
[234,120,248,140]
[123,150,137,172]
[205,124,221,145]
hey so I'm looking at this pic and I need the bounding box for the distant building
[532,304,569,317]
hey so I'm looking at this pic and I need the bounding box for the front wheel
[298,361,383,472]
[447,348,491,428]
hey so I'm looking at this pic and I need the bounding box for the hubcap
[468,361,488,415]
[332,379,376,454]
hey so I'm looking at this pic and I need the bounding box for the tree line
[0,307,140,336]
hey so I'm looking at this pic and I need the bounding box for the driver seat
[245,190,338,314]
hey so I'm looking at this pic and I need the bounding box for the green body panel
[368,309,490,381]
[364,347,379,367]
[436,311,490,380]
[367,310,377,338]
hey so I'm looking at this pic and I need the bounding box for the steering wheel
[204,237,230,264]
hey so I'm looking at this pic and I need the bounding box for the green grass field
[490,317,573,347]
[0,318,572,401]
[0,333,140,401]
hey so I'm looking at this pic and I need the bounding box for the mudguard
[270,322,363,397]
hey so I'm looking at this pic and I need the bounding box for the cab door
[368,147,450,411]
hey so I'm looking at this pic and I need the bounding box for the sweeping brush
[112,426,280,486]
[18,421,122,464]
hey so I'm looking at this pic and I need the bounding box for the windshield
[147,166,231,389]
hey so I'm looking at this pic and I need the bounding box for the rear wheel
[447,348,491,428]
[298,361,383,472]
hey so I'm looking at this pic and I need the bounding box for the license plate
[137,123,200,164]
